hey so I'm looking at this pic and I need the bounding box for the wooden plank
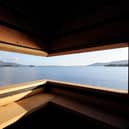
[0,25,48,56]
[47,80,128,94]
[49,88,129,115]
[0,25,40,49]
[51,96,129,129]
[0,6,48,40]
[0,79,128,129]
[48,42,128,56]
[0,88,44,106]
[0,91,32,106]
[17,93,54,111]
[49,20,129,55]
[0,42,48,56]
[0,93,54,129]
[0,102,26,129]
[0,80,47,94]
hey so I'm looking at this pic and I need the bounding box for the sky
[0,47,128,66]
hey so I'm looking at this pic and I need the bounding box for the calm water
[0,66,128,90]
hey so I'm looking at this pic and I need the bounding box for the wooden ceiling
[0,0,128,56]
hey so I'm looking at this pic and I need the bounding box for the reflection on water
[0,66,128,90]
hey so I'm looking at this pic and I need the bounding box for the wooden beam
[0,88,44,106]
[49,20,129,55]
[0,80,47,106]
[0,42,48,56]
[48,42,128,56]
[47,80,128,95]
[0,79,128,128]
[0,25,46,50]
[0,80,47,94]
[51,97,129,129]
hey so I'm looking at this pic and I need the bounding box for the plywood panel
[0,80,47,94]
[51,96,129,129]
[0,42,48,56]
[0,93,54,128]
[0,25,47,52]
[49,20,129,55]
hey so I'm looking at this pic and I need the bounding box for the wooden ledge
[0,92,128,129]
[1,79,127,97]
[48,43,128,56]
[47,80,128,95]
[51,96,129,129]
[0,25,48,56]
[0,42,48,56]
[0,80,47,94]
[0,93,55,129]
[0,79,127,106]
[0,78,128,129]
[0,80,47,106]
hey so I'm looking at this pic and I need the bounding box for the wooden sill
[47,80,128,95]
[0,80,47,94]
[0,80,128,128]
[50,96,129,129]
[0,79,127,95]
[0,42,48,57]
[0,80,47,106]
[1,92,128,129]
[0,93,54,129]
[0,79,127,106]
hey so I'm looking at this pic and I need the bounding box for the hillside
[0,61,24,67]
[89,60,128,67]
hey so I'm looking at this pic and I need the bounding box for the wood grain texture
[0,79,128,129]
[0,93,54,129]
[48,42,128,56]
[0,80,47,106]
[0,91,32,106]
[50,20,129,54]
[0,25,39,49]
[0,88,44,106]
[0,80,47,94]
[47,80,128,94]
[0,42,48,56]
[51,96,129,129]
[0,25,48,56]
[0,102,26,129]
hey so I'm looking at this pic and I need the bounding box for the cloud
[0,52,9,56]
[0,56,20,62]
[0,51,20,63]
[13,57,20,61]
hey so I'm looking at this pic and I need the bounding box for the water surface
[0,66,128,90]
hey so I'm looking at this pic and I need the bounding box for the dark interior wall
[5,103,115,129]
[0,5,48,51]
[0,0,129,55]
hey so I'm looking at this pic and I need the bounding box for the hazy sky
[0,47,128,66]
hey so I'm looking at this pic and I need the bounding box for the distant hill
[89,60,128,67]
[89,62,107,66]
[0,61,25,67]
